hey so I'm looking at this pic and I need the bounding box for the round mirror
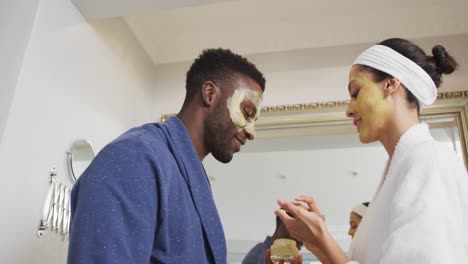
[67,139,95,182]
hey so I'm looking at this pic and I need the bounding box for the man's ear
[201,81,219,106]
[383,77,402,97]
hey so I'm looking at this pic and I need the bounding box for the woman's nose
[346,104,354,118]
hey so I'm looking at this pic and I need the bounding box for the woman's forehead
[350,66,370,78]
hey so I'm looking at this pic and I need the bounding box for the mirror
[162,90,468,262]
[67,139,95,182]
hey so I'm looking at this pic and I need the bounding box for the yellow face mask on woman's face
[348,212,363,238]
[226,88,263,138]
[346,66,391,143]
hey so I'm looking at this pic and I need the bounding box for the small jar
[270,238,299,264]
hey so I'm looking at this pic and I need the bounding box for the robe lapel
[161,116,227,263]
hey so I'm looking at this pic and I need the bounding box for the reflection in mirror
[67,139,95,182]
[198,91,468,263]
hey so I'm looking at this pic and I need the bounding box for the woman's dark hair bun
[432,45,458,74]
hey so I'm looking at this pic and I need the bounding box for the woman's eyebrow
[348,81,355,92]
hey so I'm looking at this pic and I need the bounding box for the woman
[348,202,369,239]
[275,38,468,264]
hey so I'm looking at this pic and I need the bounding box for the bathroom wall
[0,0,158,262]
[0,0,40,144]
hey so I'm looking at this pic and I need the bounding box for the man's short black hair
[185,48,265,101]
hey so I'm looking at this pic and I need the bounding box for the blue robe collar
[161,116,227,263]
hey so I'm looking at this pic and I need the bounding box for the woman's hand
[304,242,330,264]
[275,196,349,264]
[275,196,326,245]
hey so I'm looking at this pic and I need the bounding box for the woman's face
[348,212,362,238]
[346,66,391,143]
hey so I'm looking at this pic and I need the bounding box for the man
[243,214,303,264]
[67,48,266,264]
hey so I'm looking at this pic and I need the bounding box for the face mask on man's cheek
[227,89,263,133]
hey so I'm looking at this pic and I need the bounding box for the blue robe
[67,116,227,264]
[241,236,273,264]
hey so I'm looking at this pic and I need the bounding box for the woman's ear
[383,77,402,97]
[201,81,219,106]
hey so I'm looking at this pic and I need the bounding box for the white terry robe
[347,123,468,263]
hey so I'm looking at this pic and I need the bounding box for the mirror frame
[66,139,95,182]
[161,90,468,166]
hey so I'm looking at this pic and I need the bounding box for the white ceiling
[71,0,468,89]
[71,0,233,20]
[121,0,468,64]
[104,0,468,102]
[73,0,468,66]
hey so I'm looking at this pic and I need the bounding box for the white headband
[351,203,368,218]
[353,45,437,106]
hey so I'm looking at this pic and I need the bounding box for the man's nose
[244,122,255,140]
[244,129,254,141]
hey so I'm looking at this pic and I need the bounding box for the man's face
[205,77,263,163]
